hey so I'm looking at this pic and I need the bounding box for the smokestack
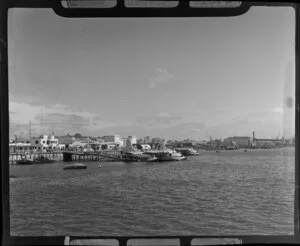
[253,131,255,140]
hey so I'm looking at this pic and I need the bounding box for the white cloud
[157,112,171,118]
[9,102,118,136]
[148,68,175,88]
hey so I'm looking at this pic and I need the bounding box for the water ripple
[10,148,295,236]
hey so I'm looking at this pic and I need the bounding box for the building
[32,134,59,147]
[119,137,126,147]
[103,135,120,143]
[57,135,76,148]
[127,136,137,144]
[223,136,252,148]
[102,135,127,147]
[9,142,32,153]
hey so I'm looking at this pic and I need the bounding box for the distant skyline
[8,7,295,141]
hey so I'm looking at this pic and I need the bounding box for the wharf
[9,152,63,165]
[9,150,123,164]
[62,150,122,162]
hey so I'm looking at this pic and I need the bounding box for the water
[10,148,295,236]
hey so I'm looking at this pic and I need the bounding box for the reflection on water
[10,148,294,236]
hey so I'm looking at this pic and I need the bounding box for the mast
[40,109,43,136]
[29,120,31,139]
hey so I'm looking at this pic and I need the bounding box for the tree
[137,138,144,144]
[74,133,82,139]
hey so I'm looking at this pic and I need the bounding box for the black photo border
[1,1,299,245]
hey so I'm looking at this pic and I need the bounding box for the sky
[8,6,295,140]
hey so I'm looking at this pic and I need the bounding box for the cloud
[95,122,206,141]
[9,102,118,137]
[148,68,175,88]
[137,112,183,127]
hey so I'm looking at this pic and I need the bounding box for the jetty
[9,152,63,165]
[62,150,122,162]
[9,150,123,164]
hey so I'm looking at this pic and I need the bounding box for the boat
[16,158,35,165]
[16,156,55,165]
[225,146,238,150]
[244,149,248,152]
[175,148,199,156]
[144,141,186,161]
[121,138,158,162]
[33,156,55,164]
[63,163,87,170]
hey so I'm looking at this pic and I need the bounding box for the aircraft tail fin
[124,137,136,152]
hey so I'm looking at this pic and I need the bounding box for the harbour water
[10,148,295,236]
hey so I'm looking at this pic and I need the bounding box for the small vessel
[121,138,158,162]
[144,141,186,161]
[33,156,55,164]
[144,156,158,162]
[16,158,35,165]
[63,163,87,170]
[16,156,55,165]
[216,150,221,153]
[175,148,199,156]
[244,149,248,152]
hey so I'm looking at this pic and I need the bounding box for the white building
[128,136,137,144]
[102,135,127,147]
[31,134,59,151]
[103,135,120,143]
[223,136,252,148]
[9,143,32,153]
[119,137,126,147]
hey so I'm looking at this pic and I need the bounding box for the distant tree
[151,137,163,143]
[137,138,143,144]
[74,133,82,139]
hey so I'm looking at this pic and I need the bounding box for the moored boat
[121,137,158,162]
[33,156,55,164]
[63,163,87,170]
[16,156,55,165]
[16,158,35,165]
[144,141,186,161]
[175,148,199,156]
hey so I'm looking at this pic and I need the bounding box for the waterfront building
[96,137,105,143]
[119,137,126,147]
[9,142,32,153]
[127,136,137,144]
[9,138,15,144]
[30,134,59,150]
[103,135,126,147]
[254,140,276,148]
[57,135,76,148]
[103,135,120,143]
[223,136,252,148]
[101,142,120,150]
[13,137,31,144]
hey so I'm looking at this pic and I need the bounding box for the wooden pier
[9,152,63,165]
[9,150,123,165]
[62,150,122,162]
